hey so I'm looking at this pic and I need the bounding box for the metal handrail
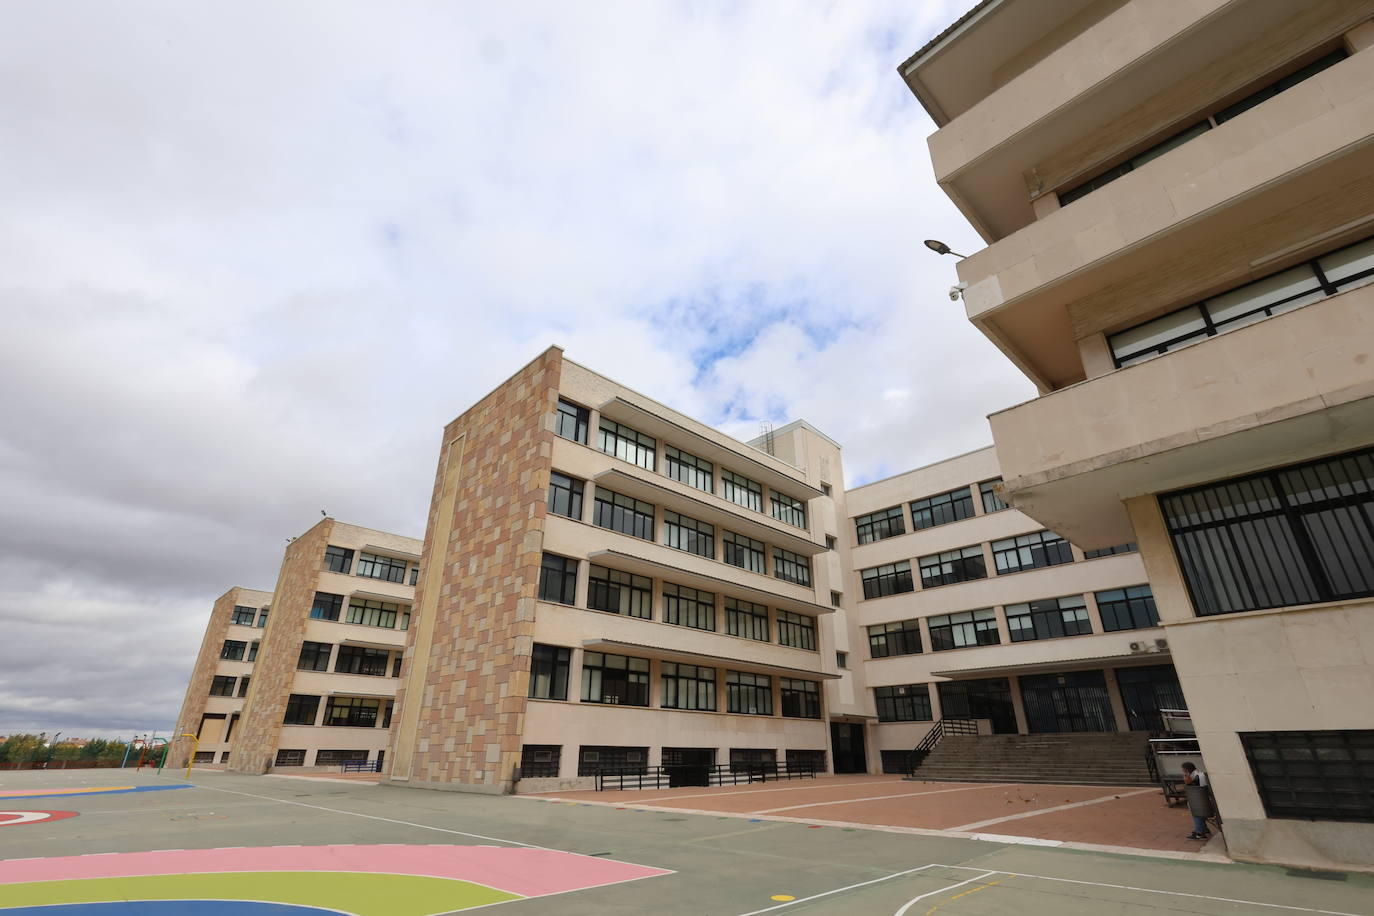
[905,718,979,776]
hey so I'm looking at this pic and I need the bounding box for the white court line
[948,787,1157,831]
[892,871,998,916]
[732,864,941,916]
[755,783,1011,815]
[620,778,902,804]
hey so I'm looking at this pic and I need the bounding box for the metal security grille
[1241,731,1374,822]
[1160,448,1374,616]
[1019,671,1116,733]
[578,745,648,777]
[519,744,561,778]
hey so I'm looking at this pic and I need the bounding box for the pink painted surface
[0,845,671,898]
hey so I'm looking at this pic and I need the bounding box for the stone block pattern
[167,589,237,768]
[229,519,333,774]
[388,347,560,791]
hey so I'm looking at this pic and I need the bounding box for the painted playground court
[1,768,1371,915]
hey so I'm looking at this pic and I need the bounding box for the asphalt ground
[2,767,1371,916]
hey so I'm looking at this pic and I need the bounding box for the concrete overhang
[582,638,839,681]
[337,638,404,651]
[325,691,395,699]
[931,650,1171,679]
[588,548,835,618]
[348,589,412,604]
[362,545,421,560]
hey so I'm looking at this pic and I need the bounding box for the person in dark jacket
[1181,761,1213,839]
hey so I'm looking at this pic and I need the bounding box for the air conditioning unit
[1156,638,1169,650]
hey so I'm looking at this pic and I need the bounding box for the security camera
[948,282,968,301]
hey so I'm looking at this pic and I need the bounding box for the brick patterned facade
[167,588,238,768]
[387,347,561,792]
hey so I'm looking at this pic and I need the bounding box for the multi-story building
[901,0,1374,869]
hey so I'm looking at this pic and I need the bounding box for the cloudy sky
[0,1,1034,739]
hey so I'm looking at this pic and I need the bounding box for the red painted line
[0,811,80,826]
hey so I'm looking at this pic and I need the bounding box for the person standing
[1181,761,1213,840]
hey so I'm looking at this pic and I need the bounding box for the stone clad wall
[387,347,560,793]
[167,589,237,768]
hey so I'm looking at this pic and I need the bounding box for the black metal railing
[518,761,560,779]
[594,761,820,791]
[904,718,979,776]
[341,760,381,773]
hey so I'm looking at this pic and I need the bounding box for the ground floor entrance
[1116,664,1186,732]
[937,678,1017,733]
[829,722,867,773]
[1019,670,1117,733]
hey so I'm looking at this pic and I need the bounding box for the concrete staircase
[906,732,1156,786]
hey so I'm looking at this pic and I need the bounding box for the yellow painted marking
[770,894,796,901]
[925,878,1000,915]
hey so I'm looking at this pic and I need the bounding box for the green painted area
[0,871,520,916]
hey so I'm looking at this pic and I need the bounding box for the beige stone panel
[872,722,936,751]
[301,619,407,649]
[1237,668,1316,728]
[1283,608,1368,669]
[1300,665,1374,730]
[845,447,1001,517]
[1221,616,1294,674]
[1349,599,1374,665]
[1193,729,1266,820]
[1178,672,1252,734]
[291,671,398,698]
[1164,621,1234,676]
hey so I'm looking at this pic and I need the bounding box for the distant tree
[0,734,46,764]
[50,742,82,761]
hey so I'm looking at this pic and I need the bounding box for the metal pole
[181,734,200,780]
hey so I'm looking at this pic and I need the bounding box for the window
[910,487,975,529]
[297,641,332,671]
[663,747,716,766]
[220,640,246,661]
[776,610,816,650]
[771,492,807,528]
[578,746,647,777]
[581,652,650,706]
[727,671,773,715]
[780,679,821,718]
[310,592,344,621]
[664,510,714,558]
[725,597,769,641]
[875,684,933,722]
[855,506,905,544]
[979,479,1008,513]
[335,645,391,676]
[881,750,913,774]
[283,694,320,726]
[218,751,230,764]
[836,651,848,668]
[274,749,306,767]
[1096,586,1159,632]
[720,470,762,512]
[928,609,999,651]
[663,583,715,631]
[529,644,571,700]
[599,420,656,470]
[593,488,655,540]
[861,561,914,599]
[538,553,578,605]
[1083,542,1138,559]
[1006,595,1092,642]
[821,483,832,496]
[918,545,986,587]
[392,656,402,677]
[257,608,269,627]
[209,675,236,697]
[722,531,765,573]
[662,662,717,710]
[248,641,259,662]
[323,545,354,574]
[409,565,419,586]
[315,749,369,767]
[323,696,381,727]
[555,398,589,444]
[730,748,776,771]
[231,605,257,626]
[237,676,251,698]
[1161,448,1374,616]
[868,620,922,658]
[665,445,712,491]
[520,744,561,778]
[992,530,1073,574]
[825,535,837,549]
[193,750,216,763]
[346,598,405,629]
[357,552,407,584]
[587,565,653,618]
[1241,730,1374,822]
[548,471,584,520]
[772,547,811,586]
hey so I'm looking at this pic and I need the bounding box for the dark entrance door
[830,722,867,773]
[937,678,1017,734]
[1115,665,1186,731]
[1020,670,1117,733]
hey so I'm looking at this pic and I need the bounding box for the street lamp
[923,239,969,259]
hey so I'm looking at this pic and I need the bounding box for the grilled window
[780,678,821,719]
[662,662,717,711]
[1096,586,1159,632]
[722,531,765,573]
[538,553,578,605]
[918,545,986,587]
[581,651,650,706]
[727,671,773,715]
[593,487,656,540]
[927,609,999,651]
[910,487,975,529]
[725,597,769,641]
[855,505,906,544]
[664,510,714,558]
[587,565,653,619]
[578,745,647,777]
[663,582,715,631]
[776,610,816,650]
[334,645,390,676]
[721,470,763,512]
[771,491,807,528]
[220,639,246,661]
[599,420,656,470]
[323,696,380,727]
[772,547,811,586]
[1005,595,1091,642]
[874,684,933,722]
[555,398,589,444]
[520,744,561,778]
[310,591,344,621]
[665,445,713,491]
[357,552,407,584]
[274,749,306,767]
[868,619,922,658]
[297,641,332,671]
[548,471,585,520]
[1242,730,1374,822]
[992,530,1073,574]
[323,545,354,574]
[861,561,914,599]
[283,694,320,726]
[530,644,571,700]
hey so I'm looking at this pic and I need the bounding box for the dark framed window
[868,620,922,658]
[392,656,402,677]
[722,531,765,573]
[538,553,578,605]
[776,610,816,650]
[587,565,653,618]
[257,608,269,627]
[520,744,561,778]
[274,749,306,767]
[836,651,848,668]
[855,506,905,544]
[357,552,407,584]
[335,645,390,676]
[730,747,776,770]
[409,566,419,587]
[725,597,769,641]
[1242,730,1374,822]
[780,678,821,718]
[530,644,571,700]
[555,398,589,444]
[323,696,380,727]
[1096,586,1159,631]
[578,745,647,777]
[248,641,259,662]
[830,590,842,607]
[220,639,246,661]
[323,545,354,574]
[910,486,975,529]
[192,750,215,763]
[992,530,1073,574]
[209,675,236,697]
[283,694,320,726]
[980,479,1008,513]
[548,471,584,520]
[664,747,716,766]
[237,676,251,698]
[1006,595,1091,642]
[861,561,914,599]
[918,545,986,588]
[665,445,712,491]
[231,605,258,626]
[773,547,811,586]
[826,535,837,549]
[297,641,332,671]
[315,749,369,767]
[593,488,655,540]
[928,609,999,651]
[599,420,656,470]
[1161,448,1374,616]
[662,662,717,710]
[875,684,933,722]
[664,510,714,558]
[310,592,344,621]
[721,470,763,512]
[346,598,406,629]
[1083,542,1138,559]
[727,671,773,715]
[581,651,650,706]
[771,492,807,528]
[663,583,715,631]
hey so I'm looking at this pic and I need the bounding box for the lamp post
[923,239,969,259]
[180,734,200,780]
